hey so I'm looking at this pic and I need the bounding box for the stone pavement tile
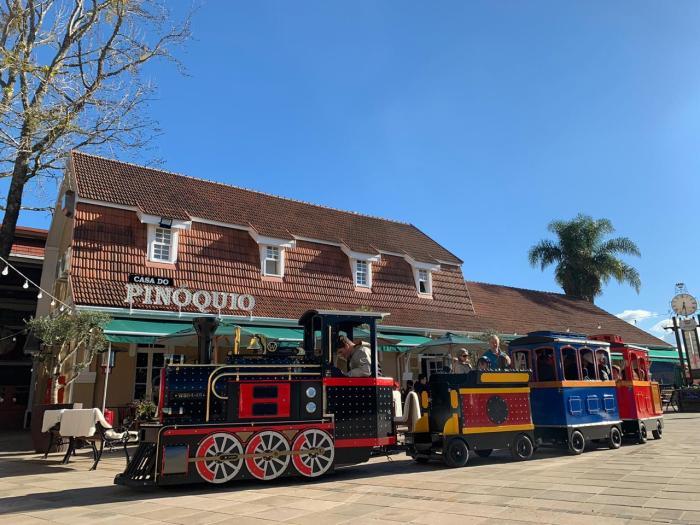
[153,509,231,525]
[410,511,488,525]
[279,499,343,512]
[248,506,314,522]
[0,514,51,525]
[364,507,425,522]
[286,512,352,525]
[353,493,404,507]
[22,505,95,522]
[200,502,273,516]
[188,517,274,525]
[329,503,386,516]
[682,511,700,523]
[588,494,649,507]
[540,490,596,503]
[644,499,700,512]
[136,507,212,524]
[550,512,627,525]
[651,508,685,521]
[652,491,700,501]
[443,501,504,518]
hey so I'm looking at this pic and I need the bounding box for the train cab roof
[591,334,650,357]
[510,331,610,347]
[298,309,388,327]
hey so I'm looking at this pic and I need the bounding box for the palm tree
[528,214,641,303]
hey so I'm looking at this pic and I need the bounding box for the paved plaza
[1,413,700,525]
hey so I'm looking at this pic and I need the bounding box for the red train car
[591,334,663,443]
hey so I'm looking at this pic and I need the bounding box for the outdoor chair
[662,388,679,413]
[47,408,138,470]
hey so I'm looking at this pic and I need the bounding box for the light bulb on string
[1,266,8,276]
[22,280,29,289]
[50,299,56,307]
[37,291,43,299]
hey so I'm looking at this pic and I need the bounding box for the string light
[0,255,72,313]
[22,280,29,289]
[50,299,56,307]
[1,266,7,276]
[37,291,43,299]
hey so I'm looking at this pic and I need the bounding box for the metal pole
[101,342,111,413]
[670,317,688,386]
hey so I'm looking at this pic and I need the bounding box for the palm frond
[597,237,641,258]
[528,241,562,270]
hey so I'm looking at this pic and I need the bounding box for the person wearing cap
[482,335,511,369]
[337,335,372,377]
[452,348,472,374]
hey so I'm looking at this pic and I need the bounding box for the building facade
[37,152,482,414]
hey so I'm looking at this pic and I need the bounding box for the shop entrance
[133,346,184,403]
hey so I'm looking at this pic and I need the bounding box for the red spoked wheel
[245,431,291,480]
[195,432,244,484]
[291,428,335,478]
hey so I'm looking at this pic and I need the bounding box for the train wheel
[291,429,334,478]
[475,449,493,458]
[245,431,291,480]
[637,422,648,444]
[195,432,244,484]
[443,438,469,468]
[510,434,534,461]
[608,427,622,449]
[568,430,585,455]
[652,422,663,440]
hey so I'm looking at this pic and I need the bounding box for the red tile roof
[10,226,47,259]
[70,204,477,330]
[466,281,671,347]
[70,151,461,265]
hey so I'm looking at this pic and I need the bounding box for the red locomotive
[591,334,663,443]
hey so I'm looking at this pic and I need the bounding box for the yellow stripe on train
[479,372,530,383]
[461,423,535,435]
[458,387,530,395]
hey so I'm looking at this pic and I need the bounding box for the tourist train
[115,310,663,487]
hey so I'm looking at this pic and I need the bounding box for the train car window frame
[533,347,556,382]
[594,348,612,380]
[512,348,531,371]
[611,353,625,380]
[579,347,597,380]
[561,346,581,381]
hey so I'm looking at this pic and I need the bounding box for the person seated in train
[452,348,473,374]
[535,350,555,381]
[414,373,429,395]
[612,365,622,380]
[596,352,611,380]
[483,335,511,369]
[336,335,372,377]
[563,354,579,380]
[476,356,490,371]
[581,353,596,380]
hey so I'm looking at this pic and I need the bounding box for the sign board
[681,318,698,331]
[129,274,175,287]
[124,283,255,314]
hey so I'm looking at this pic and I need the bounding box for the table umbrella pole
[101,342,112,414]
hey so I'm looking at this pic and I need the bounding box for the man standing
[337,335,372,377]
[452,348,472,374]
[482,335,511,369]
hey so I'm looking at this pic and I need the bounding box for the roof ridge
[466,280,570,297]
[71,150,414,227]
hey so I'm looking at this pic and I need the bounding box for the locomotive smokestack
[193,316,220,364]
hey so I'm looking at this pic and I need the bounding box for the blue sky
[14,1,700,342]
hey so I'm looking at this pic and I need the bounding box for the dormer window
[418,269,430,294]
[355,260,370,287]
[147,225,179,264]
[263,245,282,277]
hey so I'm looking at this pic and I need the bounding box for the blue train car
[508,331,622,454]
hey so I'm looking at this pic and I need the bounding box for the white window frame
[261,244,284,277]
[417,268,431,295]
[354,259,371,288]
[147,224,179,264]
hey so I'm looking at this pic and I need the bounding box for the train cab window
[595,349,611,380]
[631,355,644,380]
[638,358,649,380]
[512,349,531,371]
[579,348,596,380]
[534,348,556,381]
[562,347,580,380]
[611,354,625,380]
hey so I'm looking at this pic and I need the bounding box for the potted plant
[26,311,111,452]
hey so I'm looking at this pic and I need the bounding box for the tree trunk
[0,156,30,260]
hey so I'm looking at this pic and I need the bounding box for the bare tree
[0,0,190,258]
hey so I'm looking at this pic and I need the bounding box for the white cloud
[649,318,673,334]
[616,309,656,324]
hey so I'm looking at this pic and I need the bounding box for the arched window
[512,349,531,371]
[579,348,596,380]
[631,354,641,380]
[638,357,648,381]
[561,347,580,380]
[534,347,556,381]
[595,349,612,380]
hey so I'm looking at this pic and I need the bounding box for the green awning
[379,332,432,353]
[647,349,681,362]
[240,326,303,341]
[156,323,304,345]
[105,318,193,344]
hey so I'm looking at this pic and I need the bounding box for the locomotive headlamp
[305,387,317,398]
[305,402,317,413]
